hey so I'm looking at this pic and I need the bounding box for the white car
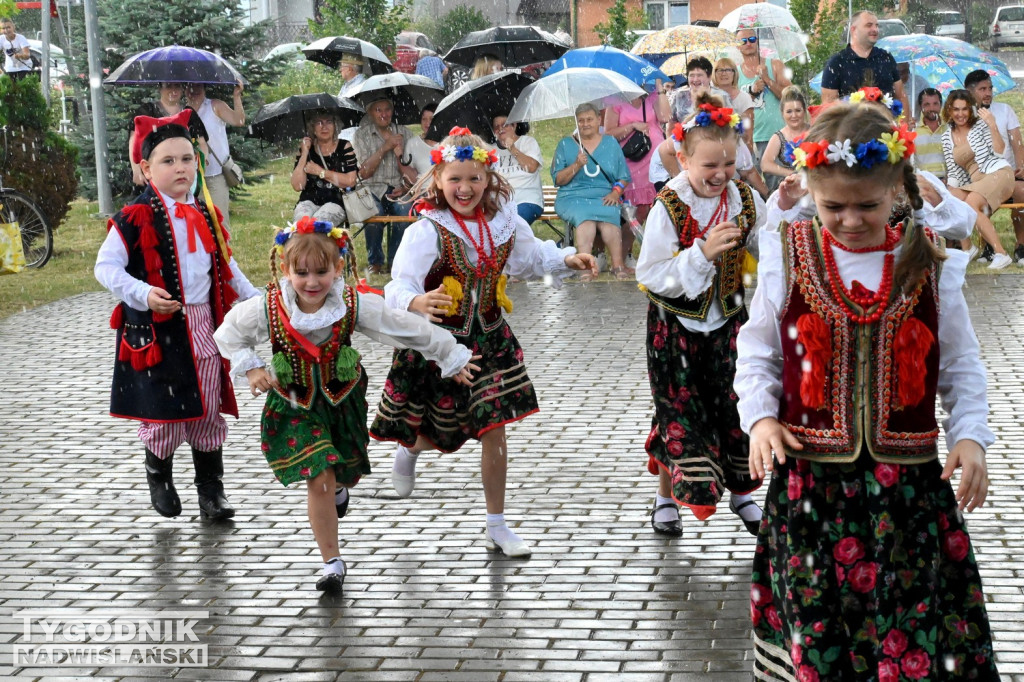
[990,5,1024,49]
[25,39,68,89]
[933,10,966,40]
[262,42,304,64]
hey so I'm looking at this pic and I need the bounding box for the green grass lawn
[2,100,1022,319]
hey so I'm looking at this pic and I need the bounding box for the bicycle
[0,125,53,269]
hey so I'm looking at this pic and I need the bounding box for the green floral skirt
[261,372,371,487]
[644,304,756,520]
[370,318,539,452]
[752,454,1000,681]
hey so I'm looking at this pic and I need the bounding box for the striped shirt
[914,124,946,179]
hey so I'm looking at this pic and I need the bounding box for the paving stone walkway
[0,275,1022,681]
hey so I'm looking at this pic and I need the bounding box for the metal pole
[82,0,113,216]
[41,0,50,105]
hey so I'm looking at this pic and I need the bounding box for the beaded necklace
[821,228,897,325]
[684,187,730,242]
[268,282,345,365]
[450,207,501,276]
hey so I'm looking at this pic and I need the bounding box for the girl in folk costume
[370,127,597,558]
[635,94,768,538]
[735,103,999,680]
[213,220,477,593]
[95,110,259,522]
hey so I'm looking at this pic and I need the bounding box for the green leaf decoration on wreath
[271,352,293,386]
[335,346,360,381]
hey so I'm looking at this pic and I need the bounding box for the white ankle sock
[393,445,418,477]
[731,493,762,522]
[322,556,346,576]
[654,494,680,523]
[334,487,348,507]
[486,513,521,545]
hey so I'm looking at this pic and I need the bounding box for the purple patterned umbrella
[104,45,247,86]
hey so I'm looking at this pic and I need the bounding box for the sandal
[611,266,632,281]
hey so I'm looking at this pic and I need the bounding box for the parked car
[25,39,68,89]
[990,5,1024,49]
[933,10,966,39]
[394,31,438,74]
[262,42,305,65]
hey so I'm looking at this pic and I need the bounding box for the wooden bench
[351,186,575,247]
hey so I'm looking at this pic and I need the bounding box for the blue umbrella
[104,45,247,86]
[809,34,1014,96]
[543,45,668,89]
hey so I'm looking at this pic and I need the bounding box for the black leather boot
[145,449,182,518]
[192,447,235,520]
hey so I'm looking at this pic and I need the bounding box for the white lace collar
[667,171,743,220]
[419,201,517,248]
[278,277,348,333]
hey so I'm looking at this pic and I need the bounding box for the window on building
[644,1,689,29]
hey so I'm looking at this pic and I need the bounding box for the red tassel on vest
[796,313,831,409]
[894,317,934,408]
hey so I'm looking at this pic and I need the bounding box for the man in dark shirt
[821,11,910,120]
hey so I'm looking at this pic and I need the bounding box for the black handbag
[621,101,651,162]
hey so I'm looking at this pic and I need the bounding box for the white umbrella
[506,67,646,123]
[719,4,808,64]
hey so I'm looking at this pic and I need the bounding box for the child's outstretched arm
[501,214,593,285]
[213,295,273,391]
[355,291,474,381]
[935,248,995,511]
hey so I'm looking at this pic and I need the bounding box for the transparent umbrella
[719,4,809,64]
[506,67,646,124]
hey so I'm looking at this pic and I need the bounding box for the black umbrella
[349,73,444,125]
[248,93,364,143]
[104,45,248,86]
[427,70,536,144]
[302,36,393,74]
[443,25,570,69]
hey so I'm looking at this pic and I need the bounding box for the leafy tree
[311,0,410,56]
[594,0,647,51]
[413,5,491,54]
[65,0,283,200]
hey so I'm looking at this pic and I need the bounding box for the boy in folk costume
[95,110,259,520]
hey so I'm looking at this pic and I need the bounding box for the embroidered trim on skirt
[370,318,539,452]
[261,372,371,487]
[752,454,1000,681]
[644,304,756,520]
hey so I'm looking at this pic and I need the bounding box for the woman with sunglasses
[735,29,791,164]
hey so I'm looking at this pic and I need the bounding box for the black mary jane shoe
[650,503,683,537]
[335,489,350,519]
[315,559,346,594]
[729,496,763,537]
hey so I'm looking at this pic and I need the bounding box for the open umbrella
[808,34,1015,95]
[427,70,535,143]
[302,36,393,74]
[104,45,247,86]
[631,25,737,67]
[719,4,808,64]
[349,72,444,125]
[248,93,364,144]
[659,50,738,77]
[543,45,668,89]
[444,25,570,69]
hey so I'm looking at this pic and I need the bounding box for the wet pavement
[1,274,1023,680]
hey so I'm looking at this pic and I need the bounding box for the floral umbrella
[660,50,736,77]
[719,4,808,63]
[808,34,1015,95]
[631,25,736,67]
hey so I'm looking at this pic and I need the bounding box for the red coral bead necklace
[821,228,897,325]
[451,207,501,276]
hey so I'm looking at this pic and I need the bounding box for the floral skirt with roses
[261,373,371,487]
[752,454,1000,681]
[370,319,539,453]
[644,305,757,520]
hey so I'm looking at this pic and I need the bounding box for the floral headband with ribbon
[672,103,744,146]
[783,123,916,171]
[846,86,903,119]
[429,126,499,166]
[274,216,351,256]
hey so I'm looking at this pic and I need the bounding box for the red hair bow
[448,126,472,136]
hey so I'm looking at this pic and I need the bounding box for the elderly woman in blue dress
[552,103,632,281]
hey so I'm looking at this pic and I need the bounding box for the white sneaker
[988,253,1012,270]
[596,252,608,273]
[391,446,417,498]
[964,245,979,261]
[484,529,532,557]
[624,254,638,270]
